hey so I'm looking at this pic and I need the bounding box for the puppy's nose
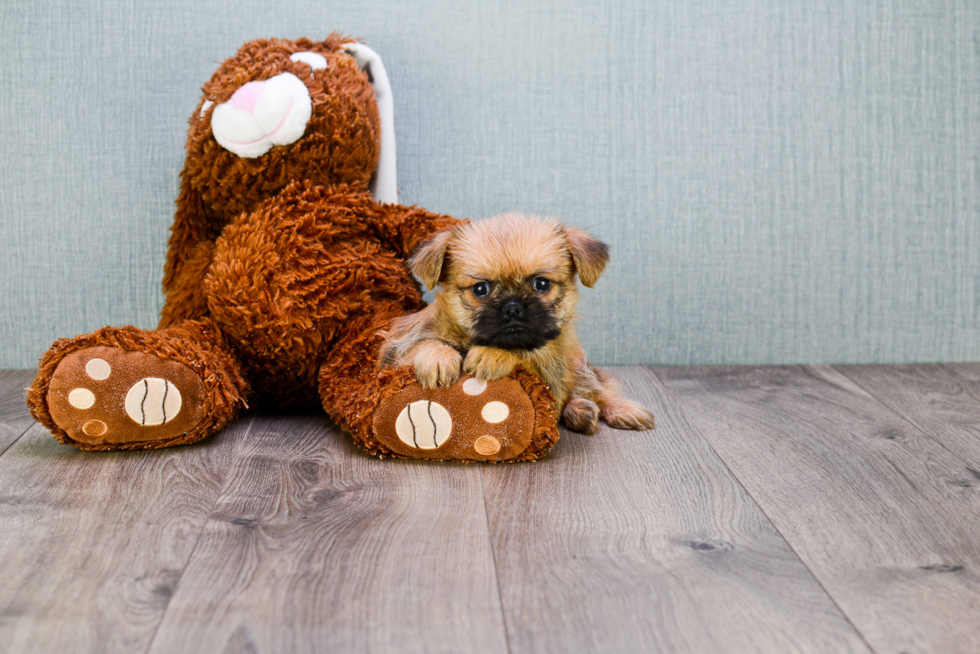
[502,300,524,319]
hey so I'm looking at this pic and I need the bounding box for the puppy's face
[410,213,609,352]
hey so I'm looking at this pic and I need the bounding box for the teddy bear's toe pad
[47,346,206,445]
[374,375,535,461]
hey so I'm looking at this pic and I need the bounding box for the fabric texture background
[1,0,978,368]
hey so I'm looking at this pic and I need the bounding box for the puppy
[379,212,654,434]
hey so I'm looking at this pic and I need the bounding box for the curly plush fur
[26,35,560,460]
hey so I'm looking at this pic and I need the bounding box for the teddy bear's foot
[44,346,208,447]
[371,369,560,462]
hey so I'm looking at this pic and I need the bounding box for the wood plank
[483,367,870,654]
[0,370,39,457]
[657,365,980,654]
[834,364,980,470]
[0,416,252,653]
[148,412,508,654]
[944,362,980,388]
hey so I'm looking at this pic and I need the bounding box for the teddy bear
[26,35,559,462]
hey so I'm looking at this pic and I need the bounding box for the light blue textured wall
[1,0,978,368]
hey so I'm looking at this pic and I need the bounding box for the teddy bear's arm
[366,202,463,259]
[160,179,221,328]
[289,185,464,258]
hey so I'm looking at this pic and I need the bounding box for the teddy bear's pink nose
[211,72,312,158]
[229,81,264,114]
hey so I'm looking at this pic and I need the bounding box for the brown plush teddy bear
[26,35,559,462]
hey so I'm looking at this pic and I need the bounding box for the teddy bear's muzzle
[210,72,312,159]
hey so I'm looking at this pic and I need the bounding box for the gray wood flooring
[0,365,978,654]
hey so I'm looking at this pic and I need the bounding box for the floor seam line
[141,412,258,654]
[648,365,880,654]
[0,423,39,460]
[828,365,980,466]
[479,465,514,654]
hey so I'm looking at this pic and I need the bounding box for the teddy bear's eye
[472,282,491,298]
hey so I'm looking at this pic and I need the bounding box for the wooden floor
[1,365,979,653]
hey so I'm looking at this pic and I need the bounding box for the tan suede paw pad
[46,346,206,446]
[372,374,535,462]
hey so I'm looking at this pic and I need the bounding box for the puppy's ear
[564,227,609,288]
[409,230,453,289]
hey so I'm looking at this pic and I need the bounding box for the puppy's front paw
[412,341,462,389]
[563,397,600,435]
[463,346,519,381]
[601,398,655,431]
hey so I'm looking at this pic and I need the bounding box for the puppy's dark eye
[472,281,491,298]
[532,277,552,293]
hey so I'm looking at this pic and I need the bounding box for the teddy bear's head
[184,36,388,218]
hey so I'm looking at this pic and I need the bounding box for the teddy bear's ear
[564,227,610,288]
[408,230,453,290]
[342,43,397,205]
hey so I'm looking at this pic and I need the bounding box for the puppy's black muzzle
[472,295,560,351]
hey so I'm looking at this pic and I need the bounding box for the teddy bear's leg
[27,320,249,450]
[317,306,560,462]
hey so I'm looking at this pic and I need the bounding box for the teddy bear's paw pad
[374,375,534,461]
[394,400,453,449]
[46,346,206,445]
[124,378,182,426]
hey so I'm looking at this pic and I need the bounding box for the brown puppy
[379,213,655,434]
